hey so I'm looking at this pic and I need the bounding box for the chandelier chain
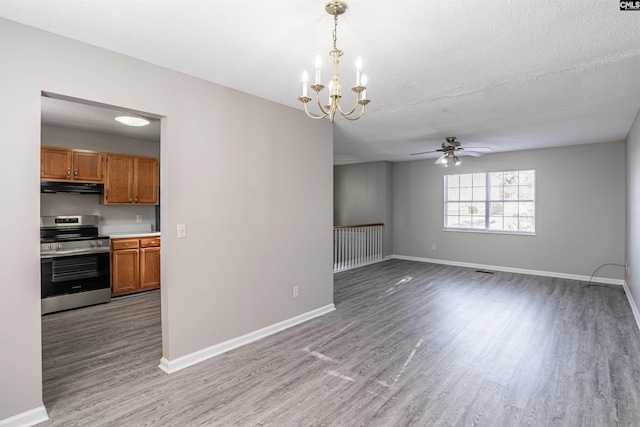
[332,14,338,50]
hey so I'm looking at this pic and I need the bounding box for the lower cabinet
[111,236,160,296]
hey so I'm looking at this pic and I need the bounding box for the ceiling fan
[410,137,492,166]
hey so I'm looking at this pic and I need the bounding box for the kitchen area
[40,94,161,315]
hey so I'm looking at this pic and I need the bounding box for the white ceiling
[2,0,639,163]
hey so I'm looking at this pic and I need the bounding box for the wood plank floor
[40,260,640,426]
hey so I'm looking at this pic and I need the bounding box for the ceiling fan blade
[463,147,492,152]
[410,150,438,156]
[458,151,491,158]
[434,153,446,165]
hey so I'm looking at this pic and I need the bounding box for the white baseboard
[0,405,48,427]
[623,280,640,332]
[392,255,625,286]
[159,303,336,374]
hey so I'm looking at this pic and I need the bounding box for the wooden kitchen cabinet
[41,146,104,182]
[111,236,160,296]
[103,154,158,205]
[139,237,161,290]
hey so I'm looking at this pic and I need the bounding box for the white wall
[393,141,626,280]
[626,108,640,323]
[0,18,333,423]
[334,161,393,256]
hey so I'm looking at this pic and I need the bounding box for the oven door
[41,252,110,298]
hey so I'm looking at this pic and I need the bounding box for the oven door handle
[52,271,100,283]
[40,248,111,258]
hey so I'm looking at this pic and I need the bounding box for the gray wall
[0,18,333,422]
[626,108,640,315]
[393,141,626,279]
[334,161,393,256]
[41,125,159,230]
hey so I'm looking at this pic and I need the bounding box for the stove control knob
[43,244,51,250]
[57,243,63,250]
[90,241,96,247]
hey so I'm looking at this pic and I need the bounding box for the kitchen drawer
[111,239,140,250]
[140,237,160,248]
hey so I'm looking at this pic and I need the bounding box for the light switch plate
[177,224,187,239]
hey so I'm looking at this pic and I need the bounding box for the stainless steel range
[40,215,111,314]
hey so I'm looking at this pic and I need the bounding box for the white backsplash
[41,193,157,231]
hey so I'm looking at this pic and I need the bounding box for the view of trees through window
[445,170,535,233]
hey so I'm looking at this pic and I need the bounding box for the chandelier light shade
[298,1,370,122]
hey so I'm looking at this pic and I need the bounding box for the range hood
[41,181,104,194]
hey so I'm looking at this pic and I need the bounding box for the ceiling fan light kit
[298,1,370,123]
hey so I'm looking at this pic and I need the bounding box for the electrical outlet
[136,214,143,223]
[292,285,300,298]
[431,244,437,251]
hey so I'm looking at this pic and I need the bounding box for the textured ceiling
[2,0,639,164]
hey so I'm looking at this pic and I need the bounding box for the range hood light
[115,115,150,127]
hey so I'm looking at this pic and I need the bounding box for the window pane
[504,171,518,185]
[472,186,485,201]
[504,186,518,200]
[490,202,503,215]
[504,216,518,230]
[520,185,534,200]
[519,170,534,185]
[459,215,472,228]
[504,202,519,216]
[520,202,535,217]
[472,203,486,216]
[447,202,460,215]
[490,172,504,186]
[447,175,460,188]
[448,187,460,201]
[460,187,472,200]
[519,216,534,231]
[472,173,486,187]
[490,185,503,200]
[446,216,460,227]
[489,216,503,229]
[460,174,473,187]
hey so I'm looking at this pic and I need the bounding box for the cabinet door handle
[67,168,71,176]
[74,168,78,176]
[134,198,138,203]
[129,198,133,203]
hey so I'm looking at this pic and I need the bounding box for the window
[444,170,535,233]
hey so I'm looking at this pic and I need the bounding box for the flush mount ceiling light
[115,115,150,127]
[298,1,370,122]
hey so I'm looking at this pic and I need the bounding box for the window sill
[443,228,536,236]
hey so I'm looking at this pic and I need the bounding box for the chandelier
[297,1,370,122]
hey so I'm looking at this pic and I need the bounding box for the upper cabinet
[102,154,158,205]
[41,146,104,182]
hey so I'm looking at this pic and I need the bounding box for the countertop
[107,232,161,239]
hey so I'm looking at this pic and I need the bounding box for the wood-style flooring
[40,260,640,426]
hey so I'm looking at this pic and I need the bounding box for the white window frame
[443,169,536,235]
